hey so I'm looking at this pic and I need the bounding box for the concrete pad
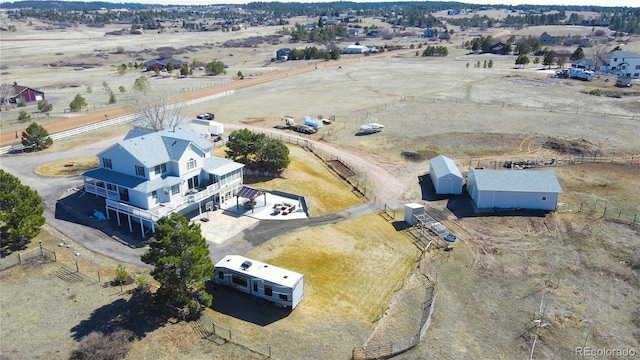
[189,192,308,245]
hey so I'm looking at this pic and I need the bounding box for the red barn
[1,82,45,104]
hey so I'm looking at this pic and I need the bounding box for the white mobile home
[213,255,304,309]
[467,169,562,211]
[429,155,463,195]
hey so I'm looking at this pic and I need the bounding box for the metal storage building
[213,255,304,309]
[429,155,463,195]
[467,170,562,211]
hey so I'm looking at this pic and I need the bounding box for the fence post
[17,253,21,264]
[75,260,79,273]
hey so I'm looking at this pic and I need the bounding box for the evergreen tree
[141,213,214,317]
[0,170,46,252]
[21,121,53,150]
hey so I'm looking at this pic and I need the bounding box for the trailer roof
[215,255,303,288]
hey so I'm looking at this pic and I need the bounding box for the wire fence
[0,244,57,271]
[467,154,640,171]
[352,259,439,360]
[558,201,640,224]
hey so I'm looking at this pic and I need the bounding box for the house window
[635,65,640,69]
[171,184,180,195]
[264,285,273,297]
[188,175,199,189]
[152,190,157,200]
[232,275,248,287]
[253,282,258,292]
[541,196,547,201]
[107,183,117,191]
[154,163,166,174]
[279,294,288,301]
[187,158,197,170]
[135,165,145,177]
[103,158,112,169]
[218,271,224,279]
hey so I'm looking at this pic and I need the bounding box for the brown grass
[35,157,98,177]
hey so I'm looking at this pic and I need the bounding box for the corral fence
[0,244,57,271]
[195,311,272,359]
[470,154,640,171]
[352,260,439,360]
[558,201,640,225]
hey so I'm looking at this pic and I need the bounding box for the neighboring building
[539,32,560,45]
[367,29,382,37]
[467,170,562,211]
[213,255,304,309]
[570,58,595,71]
[346,45,376,54]
[490,41,506,54]
[429,155,463,195]
[82,126,244,236]
[347,28,359,37]
[0,82,45,104]
[600,50,640,79]
[423,28,436,38]
[145,59,190,72]
[276,48,292,61]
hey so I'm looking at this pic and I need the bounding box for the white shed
[404,203,425,226]
[467,170,562,211]
[429,155,463,195]
[213,255,304,310]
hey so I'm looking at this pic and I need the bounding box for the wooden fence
[0,245,57,271]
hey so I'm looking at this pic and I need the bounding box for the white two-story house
[599,50,640,79]
[82,126,244,236]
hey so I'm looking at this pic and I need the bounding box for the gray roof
[203,157,244,175]
[471,170,562,193]
[605,50,640,60]
[82,168,181,192]
[430,155,462,179]
[116,126,213,167]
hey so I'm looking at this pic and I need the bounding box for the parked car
[197,113,215,120]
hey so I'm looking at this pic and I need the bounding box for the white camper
[213,255,304,309]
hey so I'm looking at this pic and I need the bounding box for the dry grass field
[1,10,639,360]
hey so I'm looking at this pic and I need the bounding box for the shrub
[114,264,132,285]
[71,329,134,360]
[134,274,150,294]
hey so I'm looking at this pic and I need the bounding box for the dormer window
[135,165,145,177]
[187,158,197,170]
[154,163,167,174]
[103,158,112,169]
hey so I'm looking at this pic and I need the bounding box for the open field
[1,11,640,360]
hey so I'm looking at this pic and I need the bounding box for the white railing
[102,178,241,222]
[0,90,235,155]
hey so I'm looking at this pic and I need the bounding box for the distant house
[346,45,376,54]
[570,58,595,71]
[423,28,436,38]
[490,42,506,54]
[367,29,382,37]
[467,170,562,211]
[0,82,45,105]
[276,48,292,61]
[539,32,560,45]
[145,59,190,72]
[347,28,359,37]
[82,126,244,236]
[429,155,463,195]
[600,50,640,79]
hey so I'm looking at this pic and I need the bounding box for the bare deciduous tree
[590,42,609,71]
[130,85,184,132]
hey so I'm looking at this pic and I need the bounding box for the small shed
[467,170,562,211]
[404,203,425,226]
[429,155,463,195]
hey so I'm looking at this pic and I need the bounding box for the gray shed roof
[430,155,462,179]
[115,126,213,167]
[471,170,562,193]
[203,157,244,175]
